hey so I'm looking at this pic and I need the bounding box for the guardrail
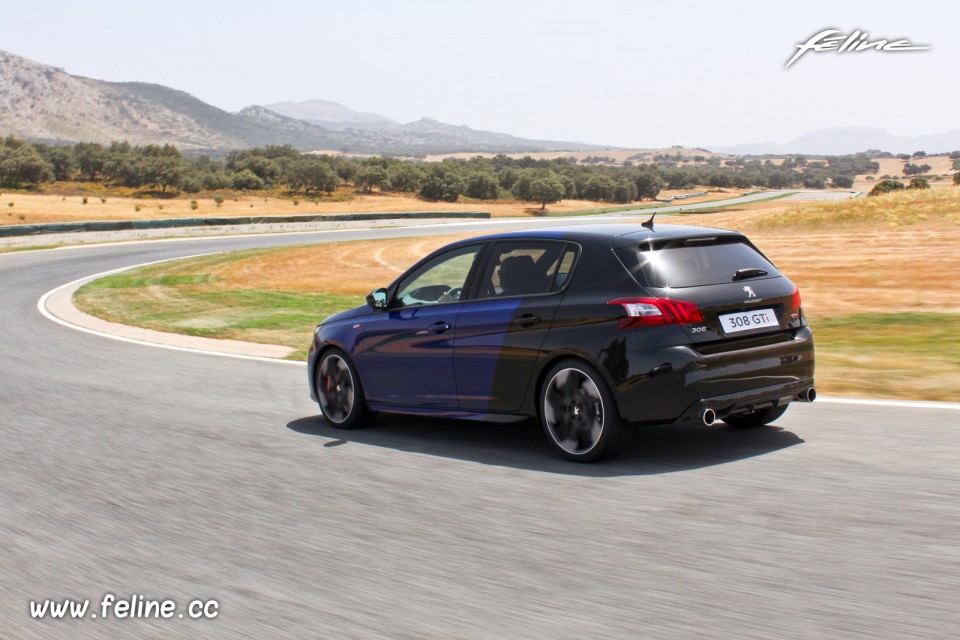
[0,211,491,238]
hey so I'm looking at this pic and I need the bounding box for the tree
[35,144,75,181]
[0,145,54,187]
[464,171,501,199]
[232,169,265,191]
[74,142,107,181]
[831,175,854,188]
[231,156,281,186]
[612,178,637,204]
[633,170,663,200]
[954,172,960,186]
[527,176,565,211]
[287,156,339,194]
[418,164,465,202]
[387,163,423,193]
[354,165,390,193]
[868,179,905,196]
[581,175,616,202]
[138,144,185,194]
[103,141,140,187]
[908,177,930,190]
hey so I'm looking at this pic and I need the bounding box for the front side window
[395,244,481,306]
[476,242,573,299]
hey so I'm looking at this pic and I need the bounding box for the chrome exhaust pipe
[700,407,717,426]
[798,387,817,402]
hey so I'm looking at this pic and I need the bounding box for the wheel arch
[527,349,621,420]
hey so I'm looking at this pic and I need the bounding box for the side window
[553,247,576,290]
[476,242,571,299]
[395,244,481,307]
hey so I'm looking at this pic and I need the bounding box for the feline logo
[743,286,757,298]
[786,29,931,69]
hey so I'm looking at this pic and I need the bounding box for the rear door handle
[427,321,452,334]
[511,314,542,327]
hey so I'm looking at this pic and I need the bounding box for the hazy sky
[1,0,955,148]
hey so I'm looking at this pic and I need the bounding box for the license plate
[719,308,779,334]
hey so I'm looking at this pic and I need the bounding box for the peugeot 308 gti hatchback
[308,224,815,462]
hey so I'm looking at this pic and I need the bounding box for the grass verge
[808,313,960,402]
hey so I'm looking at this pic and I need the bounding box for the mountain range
[0,50,603,155]
[3,50,958,157]
[713,127,960,156]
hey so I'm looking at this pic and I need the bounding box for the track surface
[2,225,958,638]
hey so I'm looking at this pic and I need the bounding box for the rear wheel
[540,360,629,462]
[316,348,371,429]
[723,404,788,428]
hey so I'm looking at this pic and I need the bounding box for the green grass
[809,313,960,401]
[0,245,61,253]
[813,314,960,362]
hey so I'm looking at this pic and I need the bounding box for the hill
[0,50,604,154]
[715,127,960,156]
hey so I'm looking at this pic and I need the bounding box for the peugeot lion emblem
[743,286,757,298]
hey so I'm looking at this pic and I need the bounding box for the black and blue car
[308,224,815,462]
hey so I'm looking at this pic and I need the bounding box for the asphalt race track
[2,225,958,639]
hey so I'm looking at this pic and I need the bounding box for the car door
[354,243,483,408]
[453,241,578,413]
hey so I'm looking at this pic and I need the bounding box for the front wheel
[723,404,788,428]
[540,360,629,462]
[315,348,371,429]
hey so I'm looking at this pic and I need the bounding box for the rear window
[636,238,780,288]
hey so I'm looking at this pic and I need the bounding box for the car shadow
[286,414,804,477]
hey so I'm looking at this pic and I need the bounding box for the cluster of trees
[2,134,958,208]
[868,177,932,196]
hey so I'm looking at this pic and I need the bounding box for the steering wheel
[440,287,463,303]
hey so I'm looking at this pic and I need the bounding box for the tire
[723,404,789,428]
[539,359,630,462]
[315,348,371,429]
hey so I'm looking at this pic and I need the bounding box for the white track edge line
[37,254,306,367]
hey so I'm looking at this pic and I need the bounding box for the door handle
[511,314,542,327]
[427,321,452,334]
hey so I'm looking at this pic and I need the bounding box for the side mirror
[366,287,389,310]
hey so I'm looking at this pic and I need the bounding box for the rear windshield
[635,238,780,288]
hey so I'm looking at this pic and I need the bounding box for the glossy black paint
[308,224,815,427]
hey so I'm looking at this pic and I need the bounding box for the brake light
[789,285,802,319]
[608,297,703,328]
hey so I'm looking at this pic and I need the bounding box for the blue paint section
[453,298,522,411]
[353,304,461,407]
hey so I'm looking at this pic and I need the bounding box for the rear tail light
[789,285,802,319]
[608,297,703,328]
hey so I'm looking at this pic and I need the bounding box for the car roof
[462,223,743,245]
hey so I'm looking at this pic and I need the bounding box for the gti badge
[743,286,757,298]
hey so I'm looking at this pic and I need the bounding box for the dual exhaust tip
[699,387,816,426]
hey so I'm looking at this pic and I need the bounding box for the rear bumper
[614,326,815,425]
[676,377,815,424]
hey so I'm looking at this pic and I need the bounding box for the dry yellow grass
[854,156,955,190]
[216,234,471,294]
[0,188,752,226]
